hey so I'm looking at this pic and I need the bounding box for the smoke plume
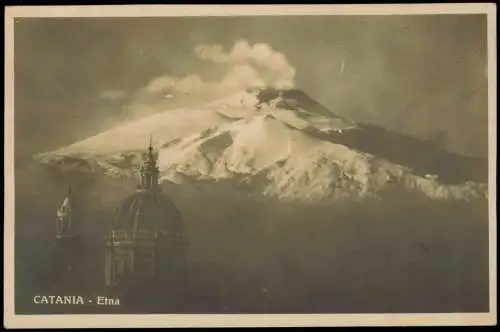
[133,40,296,109]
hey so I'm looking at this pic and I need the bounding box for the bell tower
[41,185,83,285]
[56,185,78,237]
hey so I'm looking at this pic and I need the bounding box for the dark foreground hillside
[14,164,490,314]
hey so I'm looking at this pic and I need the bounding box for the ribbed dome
[112,189,184,235]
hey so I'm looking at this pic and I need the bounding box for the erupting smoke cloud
[137,40,296,105]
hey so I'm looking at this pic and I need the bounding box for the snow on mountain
[35,88,488,203]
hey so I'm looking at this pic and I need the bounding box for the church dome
[105,138,187,289]
[109,138,186,243]
[113,189,184,236]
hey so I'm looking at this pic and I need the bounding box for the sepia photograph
[4,4,497,328]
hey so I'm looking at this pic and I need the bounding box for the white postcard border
[4,4,497,328]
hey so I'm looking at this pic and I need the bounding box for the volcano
[14,88,491,314]
[33,88,488,203]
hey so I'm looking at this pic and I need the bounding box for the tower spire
[138,135,160,191]
[42,184,82,283]
[56,184,79,237]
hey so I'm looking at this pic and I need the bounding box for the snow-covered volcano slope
[36,88,488,203]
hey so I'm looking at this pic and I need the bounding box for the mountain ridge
[34,88,488,203]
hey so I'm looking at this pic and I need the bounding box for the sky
[14,14,489,159]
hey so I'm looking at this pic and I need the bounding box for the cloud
[136,40,296,106]
[195,40,296,90]
[100,89,126,100]
[145,74,207,96]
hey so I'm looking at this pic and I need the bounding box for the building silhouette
[39,138,188,309]
[41,185,83,289]
[104,138,188,292]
